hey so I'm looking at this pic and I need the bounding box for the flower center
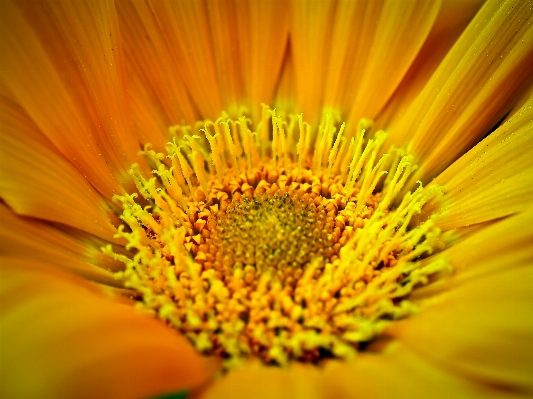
[104,106,449,369]
[218,190,330,276]
[212,170,361,279]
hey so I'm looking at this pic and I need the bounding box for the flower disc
[105,106,448,369]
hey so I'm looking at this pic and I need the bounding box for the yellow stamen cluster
[103,105,449,369]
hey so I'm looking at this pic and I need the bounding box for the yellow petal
[429,93,533,230]
[389,0,533,184]
[291,0,441,125]
[273,49,297,114]
[0,203,123,286]
[290,0,336,123]
[323,343,517,399]
[378,0,484,127]
[412,209,533,298]
[505,74,533,120]
[0,95,119,242]
[390,266,533,393]
[0,0,138,198]
[345,0,441,125]
[0,259,218,399]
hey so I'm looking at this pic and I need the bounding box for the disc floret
[103,105,448,369]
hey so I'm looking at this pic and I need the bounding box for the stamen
[104,105,449,370]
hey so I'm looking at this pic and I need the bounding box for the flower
[1,0,532,398]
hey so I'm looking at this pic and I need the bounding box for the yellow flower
[1,0,532,398]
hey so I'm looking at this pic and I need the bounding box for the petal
[345,0,441,125]
[146,0,222,119]
[0,203,123,286]
[205,0,245,110]
[115,0,198,148]
[412,209,533,298]
[388,0,533,184]
[0,0,139,198]
[147,0,289,121]
[506,81,533,120]
[429,92,533,230]
[273,48,297,114]
[199,343,517,399]
[196,360,328,399]
[389,266,533,393]
[377,0,484,127]
[291,0,441,125]
[0,94,119,242]
[290,0,336,123]
[0,259,218,399]
[323,343,520,399]
[233,0,290,121]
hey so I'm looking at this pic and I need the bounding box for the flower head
[1,0,532,399]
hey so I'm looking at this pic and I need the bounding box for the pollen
[103,105,449,369]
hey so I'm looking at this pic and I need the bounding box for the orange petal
[148,0,223,119]
[206,0,244,110]
[1,0,139,198]
[429,91,533,230]
[0,95,119,242]
[145,0,290,121]
[388,0,533,184]
[197,360,328,399]
[389,266,533,393]
[232,0,290,121]
[0,258,218,399]
[0,203,124,286]
[200,342,518,399]
[115,0,198,149]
